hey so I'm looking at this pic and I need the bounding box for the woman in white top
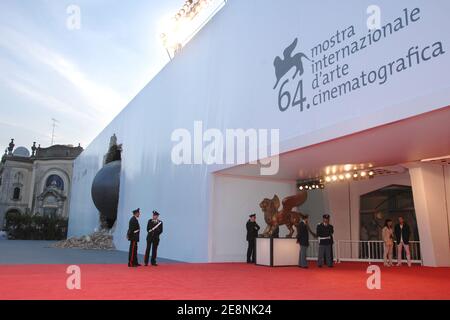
[382,219,394,266]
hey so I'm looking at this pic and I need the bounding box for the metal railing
[306,240,422,265]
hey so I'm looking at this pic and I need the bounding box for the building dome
[13,146,30,157]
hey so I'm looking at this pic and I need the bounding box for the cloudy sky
[0,0,184,154]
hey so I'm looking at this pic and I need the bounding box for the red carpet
[0,262,449,300]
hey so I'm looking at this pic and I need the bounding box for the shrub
[5,212,68,240]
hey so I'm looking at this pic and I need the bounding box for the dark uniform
[297,219,309,267]
[246,214,260,263]
[394,221,411,265]
[394,222,410,245]
[316,215,334,267]
[127,209,140,267]
[144,211,163,266]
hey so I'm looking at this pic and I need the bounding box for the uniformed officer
[144,210,163,266]
[316,214,334,268]
[246,213,260,263]
[297,214,311,268]
[127,208,141,267]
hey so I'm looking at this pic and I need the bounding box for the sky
[0,0,184,154]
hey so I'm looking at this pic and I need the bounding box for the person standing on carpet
[127,208,141,267]
[316,214,334,268]
[394,216,412,267]
[144,210,163,266]
[246,213,260,263]
[297,214,313,268]
[382,219,394,266]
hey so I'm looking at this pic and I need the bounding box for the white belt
[133,229,140,233]
[149,222,162,232]
[318,236,331,240]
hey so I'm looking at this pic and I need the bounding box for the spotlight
[338,174,345,180]
[345,173,352,179]
[325,176,331,182]
[332,175,338,181]
[360,171,367,177]
[353,172,358,179]
[161,0,223,57]
[297,179,326,191]
[344,164,352,172]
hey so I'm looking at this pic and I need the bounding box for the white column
[408,163,450,267]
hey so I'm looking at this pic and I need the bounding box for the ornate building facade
[0,139,83,228]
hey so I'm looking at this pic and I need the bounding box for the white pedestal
[256,237,299,266]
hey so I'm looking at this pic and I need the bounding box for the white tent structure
[68,0,450,266]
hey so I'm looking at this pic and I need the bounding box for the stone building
[0,139,83,228]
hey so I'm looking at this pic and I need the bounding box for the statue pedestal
[256,237,300,267]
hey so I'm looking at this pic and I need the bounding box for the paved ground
[0,240,179,265]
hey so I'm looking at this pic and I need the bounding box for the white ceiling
[217,106,450,180]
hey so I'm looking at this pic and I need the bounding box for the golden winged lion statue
[259,191,308,238]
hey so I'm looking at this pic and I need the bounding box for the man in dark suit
[144,210,163,266]
[246,213,260,263]
[394,216,411,267]
[316,214,334,268]
[296,214,311,268]
[127,208,141,267]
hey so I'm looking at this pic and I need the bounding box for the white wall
[408,163,450,266]
[299,189,328,227]
[68,145,105,237]
[446,165,450,247]
[210,174,296,262]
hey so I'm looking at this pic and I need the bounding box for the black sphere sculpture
[91,160,121,229]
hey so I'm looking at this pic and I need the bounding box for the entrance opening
[359,184,420,260]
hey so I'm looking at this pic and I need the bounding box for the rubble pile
[52,230,115,250]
